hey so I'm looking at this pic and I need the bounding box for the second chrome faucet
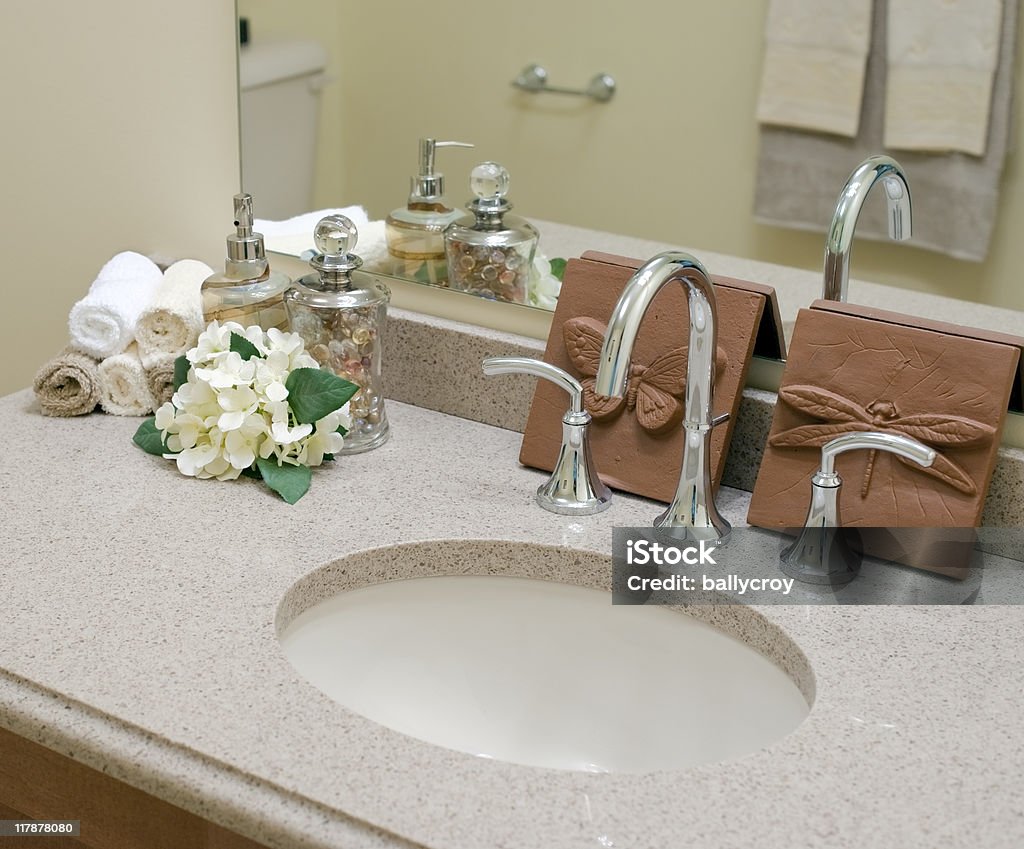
[594,251,731,545]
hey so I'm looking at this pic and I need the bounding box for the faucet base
[780,527,861,585]
[653,508,732,546]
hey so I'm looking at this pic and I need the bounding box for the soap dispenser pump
[284,215,391,454]
[444,161,539,304]
[385,138,473,285]
[201,193,291,331]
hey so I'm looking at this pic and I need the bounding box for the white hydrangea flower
[188,320,233,365]
[153,322,351,493]
[299,406,351,466]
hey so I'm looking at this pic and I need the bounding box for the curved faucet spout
[823,155,912,302]
[593,251,730,544]
[594,252,717,427]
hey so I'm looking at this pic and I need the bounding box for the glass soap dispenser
[284,215,391,454]
[444,162,539,304]
[201,193,291,331]
[385,138,473,286]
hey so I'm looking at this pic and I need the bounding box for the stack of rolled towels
[33,251,213,417]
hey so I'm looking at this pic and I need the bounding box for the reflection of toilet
[238,40,329,219]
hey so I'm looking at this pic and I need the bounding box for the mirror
[235,0,1024,320]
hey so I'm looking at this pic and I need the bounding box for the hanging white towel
[134,259,212,358]
[885,0,1003,155]
[756,0,874,137]
[68,251,163,359]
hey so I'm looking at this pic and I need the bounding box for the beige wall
[241,0,1024,314]
[0,1,240,396]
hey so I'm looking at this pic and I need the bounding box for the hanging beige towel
[98,343,155,417]
[756,0,874,137]
[754,0,1018,262]
[885,0,1004,155]
[33,348,101,417]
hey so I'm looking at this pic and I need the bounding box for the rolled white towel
[98,343,155,417]
[135,259,212,358]
[68,251,164,359]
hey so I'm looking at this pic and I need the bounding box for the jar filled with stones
[284,215,391,453]
[444,161,539,304]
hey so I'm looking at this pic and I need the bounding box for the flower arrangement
[133,321,358,504]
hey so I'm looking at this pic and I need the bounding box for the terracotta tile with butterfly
[520,253,783,503]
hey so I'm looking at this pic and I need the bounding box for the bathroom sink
[278,543,810,773]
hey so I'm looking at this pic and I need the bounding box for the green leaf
[336,423,349,438]
[240,465,262,480]
[549,258,567,282]
[173,355,190,391]
[285,368,360,424]
[256,457,311,504]
[133,417,169,456]
[230,331,262,361]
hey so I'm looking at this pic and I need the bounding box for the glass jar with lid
[284,215,391,454]
[443,162,539,304]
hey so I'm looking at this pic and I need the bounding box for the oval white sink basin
[279,564,810,773]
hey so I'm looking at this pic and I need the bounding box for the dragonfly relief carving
[771,385,995,496]
[563,316,728,436]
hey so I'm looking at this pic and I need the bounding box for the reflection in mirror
[237,24,564,312]
[236,0,1024,321]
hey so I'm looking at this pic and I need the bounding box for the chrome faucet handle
[482,356,612,515]
[781,431,936,586]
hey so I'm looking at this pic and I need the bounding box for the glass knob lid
[470,162,510,201]
[314,214,359,256]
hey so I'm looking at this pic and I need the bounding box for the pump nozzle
[225,192,268,279]
[410,139,474,205]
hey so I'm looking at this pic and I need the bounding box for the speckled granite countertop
[1,390,1022,849]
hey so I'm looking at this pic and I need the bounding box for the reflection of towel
[33,349,101,417]
[254,205,370,256]
[68,252,163,359]
[141,351,178,408]
[349,220,390,270]
[98,344,155,416]
[135,259,211,357]
[754,0,1018,262]
[756,0,873,137]
[886,0,1004,154]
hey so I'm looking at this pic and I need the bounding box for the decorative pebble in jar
[444,162,539,304]
[284,215,391,453]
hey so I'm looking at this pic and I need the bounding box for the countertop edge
[0,668,413,849]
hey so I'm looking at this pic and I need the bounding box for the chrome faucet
[823,154,912,302]
[593,252,731,544]
[482,356,612,515]
[781,431,936,585]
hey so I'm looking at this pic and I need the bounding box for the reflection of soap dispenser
[284,215,391,454]
[385,138,473,285]
[201,193,291,331]
[444,162,539,304]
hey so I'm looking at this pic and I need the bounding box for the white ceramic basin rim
[278,543,811,774]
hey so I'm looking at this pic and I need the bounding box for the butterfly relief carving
[563,316,727,436]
